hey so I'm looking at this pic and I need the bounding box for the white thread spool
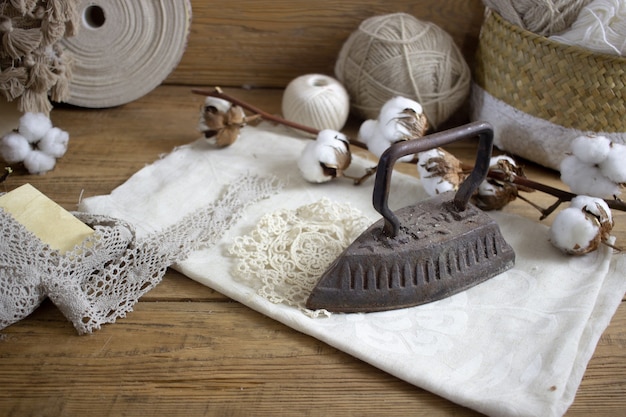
[281,74,350,137]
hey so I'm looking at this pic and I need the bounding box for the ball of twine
[482,0,592,36]
[281,74,350,137]
[334,12,470,128]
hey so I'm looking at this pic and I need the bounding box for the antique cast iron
[306,121,515,312]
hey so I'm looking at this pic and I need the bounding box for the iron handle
[373,121,495,237]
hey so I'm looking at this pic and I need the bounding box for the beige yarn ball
[335,13,471,128]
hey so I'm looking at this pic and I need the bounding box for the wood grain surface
[0,86,624,417]
[167,0,485,87]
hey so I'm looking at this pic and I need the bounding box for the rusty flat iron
[306,121,515,312]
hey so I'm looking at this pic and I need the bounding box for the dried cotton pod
[561,135,625,198]
[0,112,69,174]
[358,96,428,163]
[23,149,56,175]
[571,134,612,165]
[37,127,69,158]
[377,96,429,142]
[472,155,528,211]
[599,142,626,185]
[298,129,351,183]
[416,147,465,196]
[0,132,31,163]
[570,195,614,242]
[550,196,614,255]
[198,96,247,147]
[18,112,52,143]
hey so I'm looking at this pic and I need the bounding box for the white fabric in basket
[79,123,625,417]
[470,83,626,170]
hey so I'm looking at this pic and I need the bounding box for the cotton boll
[475,178,517,210]
[550,195,615,256]
[359,121,414,163]
[571,134,612,164]
[18,112,53,143]
[418,168,456,196]
[23,149,57,174]
[358,118,390,156]
[357,119,378,146]
[477,180,497,196]
[298,142,327,183]
[599,142,626,184]
[570,195,614,239]
[471,154,522,210]
[550,207,601,255]
[38,127,69,158]
[358,96,427,164]
[315,129,351,169]
[379,96,423,120]
[364,134,392,158]
[368,136,415,163]
[201,96,232,115]
[297,129,351,183]
[198,96,243,141]
[0,132,31,163]
[377,96,426,142]
[570,195,613,223]
[560,155,621,197]
[417,148,459,196]
[490,155,516,166]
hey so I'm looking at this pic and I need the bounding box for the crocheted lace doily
[0,174,281,334]
[229,198,371,317]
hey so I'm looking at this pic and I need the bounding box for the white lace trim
[229,198,371,318]
[0,175,282,334]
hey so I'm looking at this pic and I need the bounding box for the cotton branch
[485,168,626,216]
[190,87,626,215]
[193,87,318,135]
[191,87,368,149]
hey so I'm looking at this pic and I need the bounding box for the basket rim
[487,9,626,64]
[475,9,625,133]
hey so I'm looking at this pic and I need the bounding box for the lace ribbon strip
[0,174,281,334]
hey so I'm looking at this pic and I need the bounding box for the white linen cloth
[79,123,625,417]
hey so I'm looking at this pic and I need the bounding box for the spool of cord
[334,13,470,128]
[281,74,350,137]
[59,0,191,108]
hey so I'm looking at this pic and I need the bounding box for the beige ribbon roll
[60,0,191,108]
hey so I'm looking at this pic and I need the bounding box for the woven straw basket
[471,9,626,169]
[474,10,625,134]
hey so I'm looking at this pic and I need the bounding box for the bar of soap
[0,184,94,253]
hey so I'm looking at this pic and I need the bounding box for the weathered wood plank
[0,300,624,416]
[167,0,485,87]
[0,301,484,417]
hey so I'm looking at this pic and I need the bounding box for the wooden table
[1,86,624,416]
